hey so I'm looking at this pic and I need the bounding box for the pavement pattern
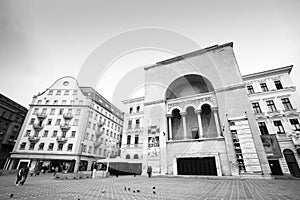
[0,174,299,200]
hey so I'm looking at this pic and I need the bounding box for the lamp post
[106,140,116,174]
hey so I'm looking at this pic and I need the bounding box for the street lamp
[106,140,116,174]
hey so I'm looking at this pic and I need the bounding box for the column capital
[166,114,173,118]
[180,111,187,116]
[195,109,202,114]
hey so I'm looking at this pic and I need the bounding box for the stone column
[166,114,173,140]
[195,109,203,138]
[212,107,222,137]
[180,112,187,139]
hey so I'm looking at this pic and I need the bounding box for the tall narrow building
[7,77,123,173]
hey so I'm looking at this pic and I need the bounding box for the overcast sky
[0,0,299,112]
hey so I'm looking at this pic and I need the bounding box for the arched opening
[126,154,130,159]
[201,104,217,138]
[186,106,199,139]
[283,149,300,177]
[171,109,183,140]
[166,74,214,100]
[134,154,139,159]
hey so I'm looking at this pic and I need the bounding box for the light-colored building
[0,94,27,169]
[120,97,144,161]
[7,77,123,173]
[243,66,300,177]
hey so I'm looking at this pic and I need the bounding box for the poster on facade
[147,125,160,159]
[260,135,282,158]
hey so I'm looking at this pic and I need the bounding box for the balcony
[63,113,73,120]
[33,123,44,131]
[28,136,40,143]
[60,124,71,131]
[56,136,68,144]
[94,141,101,148]
[36,113,47,120]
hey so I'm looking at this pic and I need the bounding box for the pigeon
[124,187,126,191]
[152,186,156,190]
[153,191,156,194]
[137,190,140,193]
[10,194,14,198]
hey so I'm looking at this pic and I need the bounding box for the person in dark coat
[147,166,152,178]
[16,167,25,186]
[19,165,29,185]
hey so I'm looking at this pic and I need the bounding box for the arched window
[126,154,130,159]
[134,154,138,159]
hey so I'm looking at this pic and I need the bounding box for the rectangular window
[64,90,69,95]
[53,100,58,105]
[273,120,285,134]
[48,143,54,151]
[47,119,52,125]
[129,107,133,114]
[67,144,73,151]
[281,98,293,110]
[258,122,269,135]
[127,135,131,145]
[59,109,64,115]
[73,90,77,95]
[52,130,58,137]
[99,148,102,155]
[137,106,140,113]
[37,100,42,105]
[48,90,53,95]
[38,143,44,150]
[73,119,79,126]
[71,131,76,137]
[88,121,91,128]
[55,119,61,125]
[135,135,139,145]
[33,108,39,114]
[19,142,26,150]
[56,90,61,95]
[42,108,47,114]
[266,100,277,112]
[25,130,31,137]
[45,100,50,105]
[43,130,49,137]
[50,108,55,115]
[76,109,81,115]
[252,102,262,114]
[79,100,83,105]
[29,143,35,150]
[88,146,92,153]
[128,120,132,129]
[274,80,283,90]
[29,118,35,125]
[57,144,63,151]
[62,100,67,105]
[82,145,87,153]
[289,118,300,131]
[260,83,268,92]
[135,119,140,128]
[247,85,255,94]
[70,100,75,105]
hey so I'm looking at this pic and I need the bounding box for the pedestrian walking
[19,165,29,185]
[147,166,152,178]
[15,167,25,186]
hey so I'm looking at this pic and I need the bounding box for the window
[57,143,63,151]
[135,135,139,145]
[252,102,262,114]
[258,122,269,135]
[73,119,79,126]
[127,135,131,145]
[274,80,283,90]
[68,108,72,114]
[48,90,53,95]
[71,131,76,137]
[62,100,67,105]
[45,100,50,105]
[55,119,61,125]
[273,120,285,134]
[260,83,268,92]
[88,146,92,153]
[281,98,293,110]
[47,119,52,125]
[88,121,91,128]
[53,100,58,105]
[79,100,83,105]
[73,90,77,95]
[82,145,87,153]
[38,143,44,150]
[76,109,81,115]
[85,132,89,140]
[266,100,277,112]
[289,118,300,131]
[135,119,140,128]
[110,131,113,137]
[91,134,94,141]
[129,107,133,114]
[106,130,109,135]
[48,143,54,151]
[25,130,31,137]
[67,144,73,151]
[59,109,64,115]
[43,130,48,137]
[50,109,55,115]
[19,142,26,150]
[33,108,39,114]
[104,149,106,156]
[29,118,35,125]
[56,90,61,95]
[247,85,255,94]
[52,130,58,137]
[37,100,42,105]
[126,154,130,159]
[93,124,96,130]
[29,143,35,150]
[128,120,132,129]
[99,148,102,155]
[134,154,138,159]
[70,100,75,105]
[42,108,47,114]
[136,106,140,113]
[64,90,69,95]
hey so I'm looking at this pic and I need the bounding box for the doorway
[283,149,300,177]
[268,160,283,175]
[177,157,217,176]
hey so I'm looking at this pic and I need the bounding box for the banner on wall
[147,125,160,158]
[260,135,282,158]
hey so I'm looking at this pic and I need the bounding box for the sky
[0,0,300,112]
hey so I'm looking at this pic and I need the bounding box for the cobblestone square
[0,174,299,200]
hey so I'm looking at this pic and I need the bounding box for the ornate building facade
[7,77,123,173]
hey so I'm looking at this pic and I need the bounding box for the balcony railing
[60,124,71,131]
[56,136,68,143]
[36,113,47,120]
[33,123,44,131]
[28,136,40,143]
[63,113,73,119]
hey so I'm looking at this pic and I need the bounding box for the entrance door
[177,157,217,176]
[268,160,283,175]
[283,149,300,177]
